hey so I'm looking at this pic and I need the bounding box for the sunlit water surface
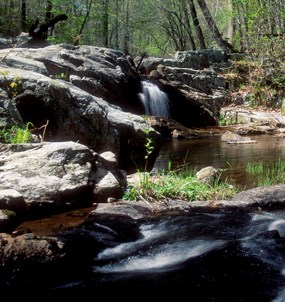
[154,135,285,189]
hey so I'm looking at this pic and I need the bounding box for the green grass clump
[246,159,285,187]
[123,168,238,203]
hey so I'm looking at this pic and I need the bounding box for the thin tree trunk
[196,0,235,51]
[79,0,93,36]
[188,0,206,49]
[165,8,187,51]
[236,1,249,52]
[21,0,27,32]
[46,0,53,35]
[182,0,196,50]
[227,0,233,44]
[74,0,93,45]
[114,0,119,48]
[46,0,53,21]
[102,0,109,47]
[123,0,130,55]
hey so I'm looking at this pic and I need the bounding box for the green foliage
[246,159,285,187]
[144,137,154,160]
[0,0,284,61]
[1,209,16,217]
[142,127,155,169]
[219,113,237,126]
[54,72,69,80]
[123,166,238,202]
[8,76,22,98]
[225,59,285,109]
[124,126,238,202]
[0,122,34,144]
[124,156,285,203]
[0,72,22,98]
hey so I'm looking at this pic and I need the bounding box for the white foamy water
[138,80,170,117]
[271,287,285,302]
[96,223,170,260]
[240,212,285,274]
[94,239,225,273]
[268,219,285,237]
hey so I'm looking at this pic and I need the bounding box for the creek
[7,134,285,300]
[52,208,285,301]
[67,134,285,300]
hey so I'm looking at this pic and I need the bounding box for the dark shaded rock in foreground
[2,185,285,296]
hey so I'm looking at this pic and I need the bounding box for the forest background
[0,0,284,107]
[0,0,284,58]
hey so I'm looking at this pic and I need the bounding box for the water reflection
[154,135,285,189]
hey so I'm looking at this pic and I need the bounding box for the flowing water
[52,209,285,301]
[138,80,170,117]
[7,134,285,300]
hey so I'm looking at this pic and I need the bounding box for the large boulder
[0,44,142,112]
[0,65,161,173]
[0,44,231,131]
[0,141,127,219]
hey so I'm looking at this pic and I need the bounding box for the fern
[0,122,34,143]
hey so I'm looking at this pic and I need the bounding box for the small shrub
[0,122,34,143]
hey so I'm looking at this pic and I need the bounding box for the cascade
[138,80,170,118]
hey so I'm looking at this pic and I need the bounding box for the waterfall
[138,80,170,118]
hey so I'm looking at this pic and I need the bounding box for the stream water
[138,80,170,117]
[154,134,285,189]
[7,134,285,300]
[58,134,285,300]
[52,209,285,301]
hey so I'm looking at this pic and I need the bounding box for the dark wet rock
[229,184,285,209]
[0,232,65,266]
[1,184,285,293]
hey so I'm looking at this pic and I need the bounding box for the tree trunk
[74,0,93,45]
[196,0,235,51]
[21,0,27,32]
[123,0,130,55]
[29,14,68,41]
[234,1,249,52]
[45,0,53,36]
[114,0,119,48]
[46,0,53,22]
[182,0,196,50]
[226,0,233,44]
[188,0,206,49]
[102,0,109,47]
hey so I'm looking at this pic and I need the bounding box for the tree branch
[29,14,68,40]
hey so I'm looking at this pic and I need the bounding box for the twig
[135,52,147,72]
[33,120,49,143]
[0,43,19,62]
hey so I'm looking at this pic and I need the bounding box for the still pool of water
[154,135,285,189]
